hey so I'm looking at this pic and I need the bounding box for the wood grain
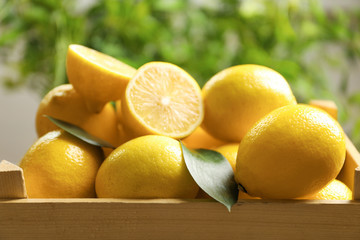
[0,199,359,240]
[354,167,360,200]
[0,160,27,199]
[337,135,360,191]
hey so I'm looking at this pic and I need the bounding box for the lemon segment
[122,62,203,139]
[66,44,137,113]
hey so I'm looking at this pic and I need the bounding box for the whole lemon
[302,179,352,200]
[96,135,199,198]
[202,64,297,142]
[19,130,103,198]
[36,84,120,148]
[235,104,346,199]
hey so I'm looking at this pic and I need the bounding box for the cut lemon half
[122,62,203,139]
[66,44,137,113]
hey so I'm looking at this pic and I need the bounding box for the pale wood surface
[309,99,338,119]
[0,160,27,199]
[337,135,360,191]
[0,199,359,240]
[354,167,360,200]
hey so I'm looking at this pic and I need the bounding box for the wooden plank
[309,99,338,119]
[354,167,360,200]
[0,160,27,199]
[337,135,360,190]
[0,199,359,240]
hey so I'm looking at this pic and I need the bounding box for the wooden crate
[1,101,360,240]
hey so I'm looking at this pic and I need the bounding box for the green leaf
[46,115,115,149]
[180,142,238,211]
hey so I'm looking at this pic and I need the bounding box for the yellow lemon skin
[35,84,120,148]
[214,143,239,172]
[215,143,259,200]
[66,44,136,113]
[238,191,260,200]
[96,135,199,198]
[202,64,297,142]
[182,127,227,150]
[302,179,352,200]
[19,130,103,198]
[235,104,346,199]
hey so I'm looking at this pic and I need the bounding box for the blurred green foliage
[1,0,360,148]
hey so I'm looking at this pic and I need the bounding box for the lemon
[213,143,258,200]
[19,130,103,198]
[66,44,136,113]
[197,143,258,200]
[35,84,120,148]
[115,100,123,123]
[202,64,297,142]
[121,62,203,139]
[96,135,199,198]
[303,179,352,200]
[182,127,227,150]
[214,143,239,172]
[238,191,260,200]
[235,104,346,199]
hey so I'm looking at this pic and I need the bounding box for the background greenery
[1,0,360,148]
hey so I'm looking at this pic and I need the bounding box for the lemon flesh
[122,62,203,139]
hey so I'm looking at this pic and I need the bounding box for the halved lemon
[66,44,137,113]
[122,62,203,139]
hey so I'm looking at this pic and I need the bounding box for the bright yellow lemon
[66,44,136,113]
[96,135,199,198]
[20,130,103,198]
[235,104,346,199]
[202,64,297,142]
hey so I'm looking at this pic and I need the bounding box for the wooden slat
[0,199,359,240]
[354,167,360,200]
[309,99,338,119]
[337,135,360,191]
[0,160,27,199]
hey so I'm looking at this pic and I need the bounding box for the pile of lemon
[19,44,351,201]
